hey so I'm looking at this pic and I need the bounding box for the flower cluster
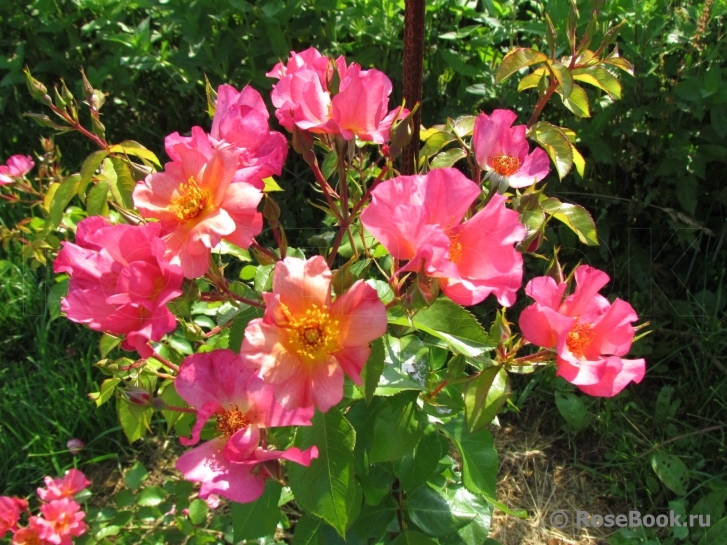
[268,47,405,144]
[0,154,34,185]
[0,469,89,545]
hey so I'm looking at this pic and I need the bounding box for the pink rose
[1,496,27,536]
[0,155,34,185]
[34,499,86,545]
[37,470,90,502]
[53,217,184,358]
[473,109,550,190]
[174,350,317,504]
[518,265,646,396]
[240,256,387,411]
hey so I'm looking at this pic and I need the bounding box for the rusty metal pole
[401,0,425,175]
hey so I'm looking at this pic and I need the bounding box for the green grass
[0,254,124,496]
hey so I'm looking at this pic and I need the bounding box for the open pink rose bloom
[53,217,184,358]
[175,349,318,504]
[519,265,646,396]
[1,497,27,536]
[473,109,550,190]
[33,498,86,545]
[268,47,405,143]
[241,256,387,411]
[0,154,34,185]
[36,469,90,502]
[360,168,527,306]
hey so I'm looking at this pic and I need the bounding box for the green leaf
[369,391,422,462]
[651,453,690,496]
[262,176,284,192]
[561,84,591,118]
[388,298,494,357]
[100,333,121,357]
[188,498,209,525]
[698,517,727,545]
[390,531,438,545]
[113,489,135,508]
[431,148,467,169]
[288,408,357,537]
[110,141,161,168]
[571,67,622,99]
[231,481,282,541]
[254,264,274,292]
[517,68,547,92]
[349,497,398,539]
[495,48,549,84]
[86,179,110,216]
[529,122,573,179]
[78,150,109,199]
[358,337,385,405]
[541,197,599,246]
[376,335,429,395]
[406,486,476,536]
[394,426,443,493]
[137,486,167,507]
[109,157,136,208]
[571,145,585,178]
[118,401,151,443]
[124,461,149,489]
[47,278,68,321]
[420,131,456,159]
[439,49,482,78]
[555,392,591,431]
[293,514,325,545]
[449,487,494,545]
[50,174,80,227]
[676,176,698,215]
[549,62,573,98]
[90,378,121,408]
[228,306,265,353]
[442,416,498,498]
[464,366,511,433]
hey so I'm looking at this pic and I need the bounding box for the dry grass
[489,412,625,545]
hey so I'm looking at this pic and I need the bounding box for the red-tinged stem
[49,104,108,150]
[200,291,265,309]
[309,159,343,219]
[164,405,197,414]
[430,380,448,398]
[146,347,180,373]
[119,359,145,371]
[511,349,553,364]
[527,79,559,129]
[251,241,280,263]
[205,325,222,338]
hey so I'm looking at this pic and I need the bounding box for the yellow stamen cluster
[566,322,595,357]
[283,304,339,360]
[449,232,463,263]
[216,405,250,438]
[171,177,208,221]
[490,153,522,177]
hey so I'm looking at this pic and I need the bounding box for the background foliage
[2,0,726,543]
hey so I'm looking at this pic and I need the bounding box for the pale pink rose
[241,256,388,411]
[268,48,404,143]
[166,84,287,188]
[34,499,86,545]
[1,496,27,536]
[473,109,550,189]
[133,141,263,278]
[0,154,34,185]
[66,439,84,456]
[518,265,646,397]
[36,470,90,502]
[360,168,527,306]
[174,350,317,504]
[53,217,183,358]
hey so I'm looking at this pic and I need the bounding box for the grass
[0,253,125,496]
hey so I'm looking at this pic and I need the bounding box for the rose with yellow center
[490,153,522,177]
[171,177,209,221]
[241,256,387,412]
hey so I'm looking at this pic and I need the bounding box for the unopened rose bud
[263,196,281,229]
[67,439,85,455]
[23,68,48,101]
[205,494,221,510]
[389,103,419,149]
[121,386,151,407]
[545,249,565,284]
[489,308,512,345]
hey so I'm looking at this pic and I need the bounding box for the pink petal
[560,265,611,317]
[524,276,568,309]
[472,109,518,170]
[180,401,223,446]
[519,304,575,349]
[223,425,260,462]
[176,438,266,503]
[330,280,387,347]
[272,256,332,317]
[588,299,639,357]
[332,345,370,386]
[577,356,645,397]
[507,147,550,188]
[240,320,300,385]
[555,353,607,386]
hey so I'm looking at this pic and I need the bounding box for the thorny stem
[200,291,266,309]
[309,159,343,221]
